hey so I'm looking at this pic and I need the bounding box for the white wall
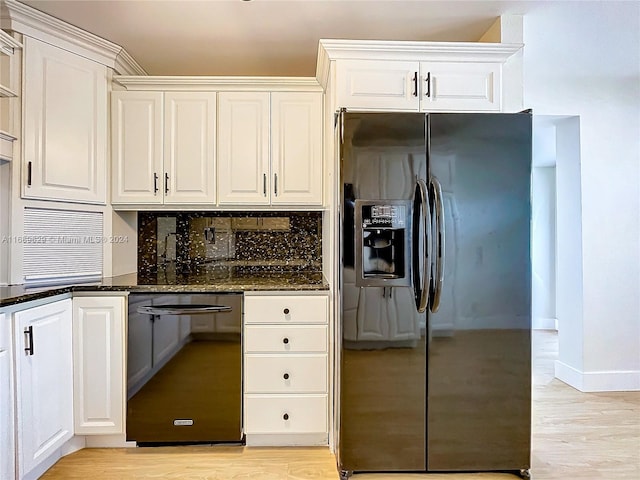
[524,1,640,391]
[531,165,556,329]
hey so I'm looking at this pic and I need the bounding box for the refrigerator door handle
[413,177,431,313]
[429,176,445,313]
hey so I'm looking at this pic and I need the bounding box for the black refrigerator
[338,112,532,479]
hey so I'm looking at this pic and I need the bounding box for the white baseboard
[245,433,328,446]
[22,436,85,480]
[22,452,60,480]
[533,317,557,330]
[555,360,640,392]
[85,434,135,448]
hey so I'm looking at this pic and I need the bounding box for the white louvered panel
[23,208,103,283]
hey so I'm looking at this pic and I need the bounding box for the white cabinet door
[218,92,270,205]
[111,91,163,204]
[420,62,501,112]
[0,313,15,480]
[335,59,420,111]
[163,92,216,204]
[14,299,73,479]
[72,296,125,435]
[271,92,323,205]
[23,37,107,204]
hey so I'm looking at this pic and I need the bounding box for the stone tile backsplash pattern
[138,212,322,275]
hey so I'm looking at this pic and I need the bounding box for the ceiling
[20,0,547,76]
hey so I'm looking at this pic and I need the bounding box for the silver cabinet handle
[137,304,232,315]
[429,176,444,313]
[413,177,431,313]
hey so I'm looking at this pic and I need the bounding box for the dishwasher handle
[137,304,232,316]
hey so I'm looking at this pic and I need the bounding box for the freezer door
[339,111,427,473]
[426,113,532,472]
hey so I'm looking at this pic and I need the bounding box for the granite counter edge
[1,281,329,309]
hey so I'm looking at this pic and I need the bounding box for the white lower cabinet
[243,293,329,445]
[14,299,73,480]
[72,296,126,435]
[0,313,16,480]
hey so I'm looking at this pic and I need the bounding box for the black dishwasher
[126,293,243,445]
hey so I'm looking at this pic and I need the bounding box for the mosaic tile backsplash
[138,212,322,276]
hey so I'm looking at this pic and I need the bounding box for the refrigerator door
[339,112,427,473]
[426,113,532,472]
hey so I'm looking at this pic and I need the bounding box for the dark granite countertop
[0,270,329,309]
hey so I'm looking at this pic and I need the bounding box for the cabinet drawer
[244,295,328,324]
[244,325,327,353]
[244,395,327,434]
[245,355,327,393]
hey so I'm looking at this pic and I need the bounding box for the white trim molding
[0,0,145,75]
[555,360,640,392]
[315,39,522,89]
[113,76,323,92]
[0,130,16,161]
[533,317,557,330]
[0,27,22,54]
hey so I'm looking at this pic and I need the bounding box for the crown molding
[316,39,523,88]
[114,76,323,92]
[318,39,522,61]
[114,48,146,76]
[0,0,145,75]
[315,41,331,90]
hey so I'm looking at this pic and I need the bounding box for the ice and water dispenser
[355,200,412,287]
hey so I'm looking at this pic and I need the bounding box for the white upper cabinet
[420,61,500,112]
[111,91,216,205]
[0,30,21,163]
[336,60,420,111]
[271,92,323,205]
[218,91,323,206]
[164,93,216,204]
[321,40,523,113]
[336,59,500,112]
[23,37,107,204]
[111,91,163,204]
[217,92,271,205]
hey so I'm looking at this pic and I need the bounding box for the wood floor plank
[40,331,640,480]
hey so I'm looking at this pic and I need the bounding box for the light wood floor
[41,331,640,480]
